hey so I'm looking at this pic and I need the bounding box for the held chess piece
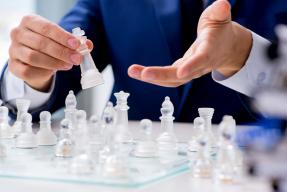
[156,97,178,157]
[55,119,74,157]
[198,108,217,154]
[72,27,104,89]
[114,91,133,143]
[16,113,37,149]
[214,115,242,183]
[0,106,13,139]
[12,99,31,137]
[133,119,157,158]
[64,90,77,126]
[36,111,57,146]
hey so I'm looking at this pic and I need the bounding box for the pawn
[188,117,205,153]
[192,131,213,178]
[16,113,37,149]
[55,119,73,157]
[133,119,157,158]
[89,115,104,152]
[64,90,77,125]
[69,153,94,175]
[36,111,57,146]
[0,106,13,139]
[156,97,178,157]
[12,99,30,136]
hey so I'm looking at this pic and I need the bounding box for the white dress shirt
[0,32,271,109]
[212,32,272,97]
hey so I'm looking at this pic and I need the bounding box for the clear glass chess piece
[156,97,178,158]
[15,113,37,149]
[113,91,133,143]
[64,90,77,126]
[12,99,30,137]
[88,115,104,156]
[36,111,57,146]
[72,27,104,89]
[192,126,213,178]
[198,108,217,154]
[55,119,74,157]
[188,117,205,152]
[70,110,94,174]
[133,119,157,158]
[214,115,242,183]
[0,106,13,139]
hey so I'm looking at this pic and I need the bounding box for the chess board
[0,139,189,188]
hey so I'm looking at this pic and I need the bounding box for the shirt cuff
[212,32,272,97]
[1,69,55,109]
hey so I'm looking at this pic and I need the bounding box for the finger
[11,43,73,71]
[86,39,94,50]
[177,52,209,79]
[20,15,80,49]
[16,28,82,65]
[8,59,54,82]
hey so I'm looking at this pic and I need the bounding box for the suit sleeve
[0,0,110,121]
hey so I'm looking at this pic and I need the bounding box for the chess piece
[0,106,13,139]
[36,111,57,146]
[198,108,217,154]
[214,115,242,183]
[192,123,213,178]
[70,110,94,174]
[16,113,37,149]
[156,97,178,157]
[114,91,133,143]
[12,99,30,136]
[72,27,104,89]
[133,119,157,158]
[55,119,74,157]
[64,90,77,126]
[188,117,205,152]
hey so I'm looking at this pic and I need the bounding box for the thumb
[200,0,231,25]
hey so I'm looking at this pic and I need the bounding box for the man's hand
[8,15,93,91]
[128,0,252,87]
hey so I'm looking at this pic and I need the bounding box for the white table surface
[0,121,270,192]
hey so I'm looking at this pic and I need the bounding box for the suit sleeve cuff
[1,69,55,109]
[212,32,272,97]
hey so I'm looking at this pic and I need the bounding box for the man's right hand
[8,15,93,92]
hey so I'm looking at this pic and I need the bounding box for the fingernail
[143,71,156,81]
[67,38,79,49]
[63,64,73,70]
[129,68,141,78]
[70,54,82,64]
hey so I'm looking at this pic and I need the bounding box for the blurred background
[0,0,114,118]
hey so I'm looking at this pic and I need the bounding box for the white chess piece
[64,90,77,126]
[198,108,217,154]
[133,119,157,158]
[72,27,104,89]
[214,115,242,183]
[16,113,37,149]
[114,91,133,143]
[36,111,57,146]
[55,119,74,157]
[188,117,205,153]
[12,99,30,136]
[156,97,178,157]
[70,110,94,174]
[0,106,13,139]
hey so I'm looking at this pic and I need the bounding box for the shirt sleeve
[0,68,55,109]
[212,32,273,97]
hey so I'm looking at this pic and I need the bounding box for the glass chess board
[0,140,189,188]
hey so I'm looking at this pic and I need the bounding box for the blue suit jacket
[1,0,287,123]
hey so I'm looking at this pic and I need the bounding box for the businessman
[1,0,285,123]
